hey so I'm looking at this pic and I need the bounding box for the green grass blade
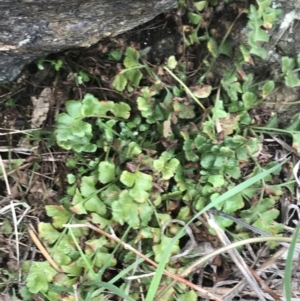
[284,222,300,301]
[146,160,286,301]
[69,228,97,279]
[86,252,153,296]
[86,281,136,301]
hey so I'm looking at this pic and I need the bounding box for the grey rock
[0,0,177,83]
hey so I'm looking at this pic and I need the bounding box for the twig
[28,225,62,272]
[248,266,280,301]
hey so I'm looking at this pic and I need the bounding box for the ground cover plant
[1,0,300,300]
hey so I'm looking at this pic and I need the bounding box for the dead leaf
[190,84,212,98]
[31,87,51,128]
[218,114,240,136]
[163,115,172,138]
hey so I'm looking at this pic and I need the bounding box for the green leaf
[291,133,300,152]
[129,186,149,203]
[262,80,275,99]
[286,113,300,131]
[100,184,121,204]
[257,0,273,13]
[120,171,152,203]
[176,206,191,222]
[111,190,153,228]
[254,27,269,42]
[70,219,89,237]
[207,38,218,57]
[126,141,142,158]
[51,59,63,71]
[223,193,244,213]
[153,158,165,170]
[71,189,87,215]
[98,161,116,184]
[67,174,76,184]
[249,42,267,59]
[112,73,127,91]
[194,1,207,11]
[38,223,61,245]
[163,158,180,180]
[81,94,100,116]
[167,56,177,69]
[70,202,87,215]
[108,49,123,61]
[240,198,283,235]
[125,69,143,87]
[52,250,72,266]
[285,70,300,87]
[96,101,115,116]
[55,109,94,152]
[124,47,140,68]
[240,45,253,64]
[81,176,97,197]
[113,102,131,119]
[36,58,45,70]
[183,140,199,162]
[212,100,228,118]
[98,119,116,142]
[25,261,57,294]
[242,91,257,109]
[85,237,108,253]
[201,153,215,169]
[120,171,136,187]
[45,205,71,229]
[282,56,296,73]
[247,6,269,41]
[221,72,242,101]
[90,213,112,228]
[213,215,233,230]
[253,210,284,237]
[177,290,198,301]
[153,152,180,180]
[137,96,152,118]
[84,195,107,215]
[73,120,92,138]
[208,175,224,187]
[202,120,216,140]
[218,40,233,57]
[174,102,196,119]
[61,261,83,276]
[186,30,200,46]
[135,171,153,191]
[153,236,180,262]
[188,12,202,25]
[65,100,82,119]
[75,72,88,84]
[93,252,117,268]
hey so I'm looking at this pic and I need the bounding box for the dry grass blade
[161,219,196,259]
[0,154,31,287]
[207,212,267,301]
[293,160,300,187]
